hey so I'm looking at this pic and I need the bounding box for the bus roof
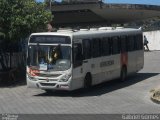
[31,27,142,38]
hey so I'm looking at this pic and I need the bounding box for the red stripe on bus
[121,52,128,66]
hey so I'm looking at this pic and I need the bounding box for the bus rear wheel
[120,66,127,82]
[84,74,92,89]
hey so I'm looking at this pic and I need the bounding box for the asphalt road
[0,51,160,114]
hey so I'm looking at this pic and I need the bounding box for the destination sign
[30,35,71,44]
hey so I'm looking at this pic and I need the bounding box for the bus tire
[84,73,92,89]
[120,66,127,82]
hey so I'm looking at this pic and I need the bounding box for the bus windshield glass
[27,45,71,71]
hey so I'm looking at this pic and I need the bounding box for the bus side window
[120,36,127,53]
[101,37,111,56]
[134,35,138,50]
[134,34,143,50]
[73,43,83,68]
[128,35,135,51]
[138,34,143,50]
[109,38,113,54]
[82,39,91,60]
[92,38,101,58]
[112,36,120,54]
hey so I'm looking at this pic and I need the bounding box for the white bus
[26,27,144,91]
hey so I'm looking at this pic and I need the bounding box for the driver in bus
[49,45,62,64]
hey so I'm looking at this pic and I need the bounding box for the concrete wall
[143,30,160,50]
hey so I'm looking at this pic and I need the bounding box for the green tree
[0,0,52,70]
[0,0,52,42]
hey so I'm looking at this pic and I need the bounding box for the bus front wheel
[120,66,127,82]
[84,74,92,89]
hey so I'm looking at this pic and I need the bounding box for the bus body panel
[128,51,138,74]
[101,56,113,82]
[72,66,84,90]
[136,50,144,71]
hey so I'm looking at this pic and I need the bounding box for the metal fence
[0,52,26,71]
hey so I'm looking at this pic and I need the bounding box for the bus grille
[40,83,56,87]
[39,73,61,78]
[38,78,57,81]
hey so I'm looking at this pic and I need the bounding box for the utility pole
[44,0,52,11]
[49,0,52,11]
[48,0,53,32]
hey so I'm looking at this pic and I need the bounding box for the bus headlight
[28,75,37,81]
[59,73,71,82]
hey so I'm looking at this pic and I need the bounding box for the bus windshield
[27,45,71,71]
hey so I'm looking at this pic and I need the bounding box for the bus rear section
[72,29,144,89]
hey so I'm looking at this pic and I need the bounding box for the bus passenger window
[134,34,143,50]
[112,36,120,54]
[134,35,138,50]
[92,38,101,58]
[120,36,127,53]
[101,37,111,56]
[83,39,91,59]
[73,43,83,68]
[128,36,135,51]
[138,34,143,50]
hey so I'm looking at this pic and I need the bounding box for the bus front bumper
[27,76,73,91]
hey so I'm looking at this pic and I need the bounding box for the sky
[36,0,160,5]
